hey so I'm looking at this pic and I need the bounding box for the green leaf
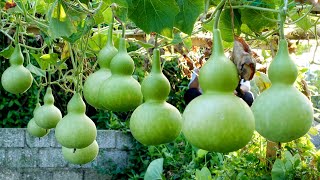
[271,159,286,180]
[241,8,277,34]
[40,53,59,64]
[174,0,205,35]
[128,0,179,37]
[197,149,208,158]
[0,45,14,59]
[219,9,242,42]
[26,64,46,77]
[195,167,212,180]
[309,127,319,136]
[48,1,77,39]
[31,53,49,70]
[290,9,313,31]
[144,158,164,180]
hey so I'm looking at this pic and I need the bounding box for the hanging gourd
[182,9,255,153]
[251,38,313,142]
[27,103,50,138]
[1,44,33,94]
[34,86,62,129]
[62,140,99,165]
[83,17,118,109]
[99,36,143,112]
[55,93,97,149]
[130,48,182,145]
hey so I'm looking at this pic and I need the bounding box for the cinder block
[84,170,111,180]
[7,148,38,168]
[0,168,21,180]
[97,150,128,170]
[20,168,53,180]
[96,130,116,149]
[52,170,83,180]
[26,130,54,148]
[115,131,134,150]
[0,148,6,166]
[67,159,97,169]
[38,148,67,168]
[0,128,24,147]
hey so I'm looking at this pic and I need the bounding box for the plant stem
[214,1,225,30]
[229,5,280,13]
[278,10,286,40]
[288,5,313,25]
[203,0,226,24]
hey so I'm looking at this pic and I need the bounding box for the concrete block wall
[0,128,133,180]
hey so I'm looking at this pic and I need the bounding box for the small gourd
[251,39,313,142]
[55,93,97,149]
[62,140,99,165]
[130,48,182,145]
[1,45,33,94]
[99,38,143,112]
[182,29,255,153]
[34,87,62,129]
[83,22,118,109]
[27,103,50,138]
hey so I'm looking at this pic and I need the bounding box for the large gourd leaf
[144,158,164,180]
[128,0,179,37]
[174,0,205,35]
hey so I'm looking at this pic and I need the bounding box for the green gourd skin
[27,104,50,138]
[83,22,117,109]
[199,30,238,93]
[182,29,255,153]
[55,93,97,149]
[99,38,143,112]
[1,45,33,94]
[252,40,313,143]
[34,87,62,129]
[62,140,99,165]
[130,49,182,145]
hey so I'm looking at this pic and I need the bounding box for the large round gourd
[99,38,143,112]
[130,48,182,145]
[83,21,117,109]
[1,45,33,94]
[62,140,99,165]
[34,87,62,129]
[55,93,97,149]
[251,39,313,143]
[182,29,255,153]
[27,103,50,138]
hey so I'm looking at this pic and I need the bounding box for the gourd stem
[151,48,161,73]
[278,8,286,40]
[107,12,114,46]
[154,33,158,48]
[213,0,226,30]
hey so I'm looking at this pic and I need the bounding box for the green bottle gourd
[251,39,313,143]
[55,93,97,149]
[182,29,255,153]
[99,38,143,112]
[62,140,99,165]
[1,45,33,94]
[83,22,118,109]
[34,87,62,129]
[130,48,182,145]
[27,103,50,138]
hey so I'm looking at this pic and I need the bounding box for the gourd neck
[44,87,54,105]
[118,38,127,53]
[10,45,24,65]
[277,39,290,58]
[151,48,161,74]
[212,30,225,58]
[106,18,114,46]
[67,93,86,114]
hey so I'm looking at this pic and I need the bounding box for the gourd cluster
[0,14,314,165]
